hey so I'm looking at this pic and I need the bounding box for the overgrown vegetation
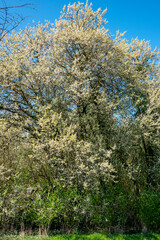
[0,1,160,236]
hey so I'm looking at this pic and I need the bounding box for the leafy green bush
[140,190,160,232]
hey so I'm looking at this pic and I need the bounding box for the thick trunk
[42,225,49,237]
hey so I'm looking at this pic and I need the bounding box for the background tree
[0,0,34,40]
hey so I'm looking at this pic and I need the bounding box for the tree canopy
[0,1,160,235]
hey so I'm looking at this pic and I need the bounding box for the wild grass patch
[1,233,160,240]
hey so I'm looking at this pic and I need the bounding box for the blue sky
[17,0,160,50]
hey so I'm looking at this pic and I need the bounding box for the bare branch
[0,0,35,40]
[0,3,35,10]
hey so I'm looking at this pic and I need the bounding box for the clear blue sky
[18,0,160,50]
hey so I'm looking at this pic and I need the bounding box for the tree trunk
[20,222,25,236]
[38,226,42,238]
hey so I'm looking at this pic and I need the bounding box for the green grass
[1,233,160,240]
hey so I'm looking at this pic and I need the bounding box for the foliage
[0,0,159,235]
